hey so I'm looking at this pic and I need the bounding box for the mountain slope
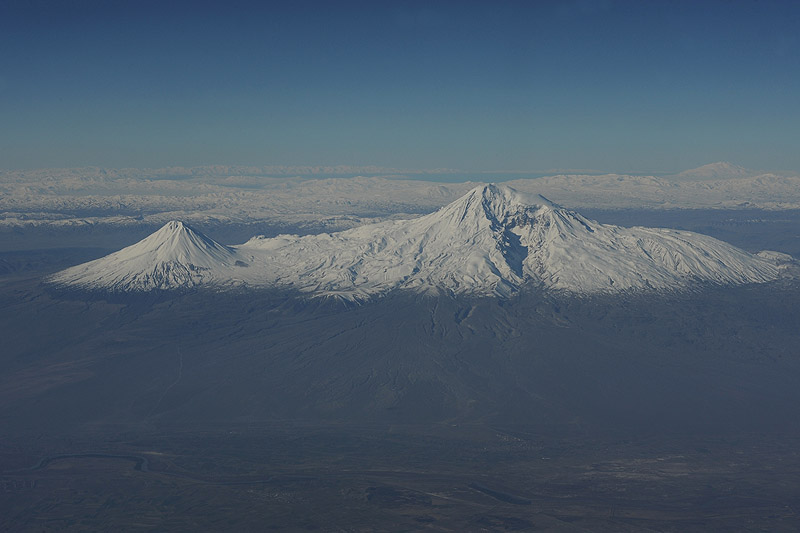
[50,221,239,291]
[51,185,786,296]
[237,185,781,296]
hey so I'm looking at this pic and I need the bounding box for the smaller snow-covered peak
[50,221,239,291]
[150,220,197,239]
[162,220,188,232]
[675,162,754,180]
[132,220,234,266]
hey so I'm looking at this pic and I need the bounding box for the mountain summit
[674,161,754,180]
[52,185,786,296]
[51,220,238,291]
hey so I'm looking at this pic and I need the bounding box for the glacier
[50,184,790,297]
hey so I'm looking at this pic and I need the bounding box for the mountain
[50,221,239,291]
[673,161,755,180]
[7,166,800,242]
[51,185,786,296]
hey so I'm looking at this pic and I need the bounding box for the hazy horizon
[2,160,798,180]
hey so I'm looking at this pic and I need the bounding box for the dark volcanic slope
[2,279,800,436]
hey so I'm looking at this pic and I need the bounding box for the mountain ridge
[50,185,789,297]
[673,161,755,180]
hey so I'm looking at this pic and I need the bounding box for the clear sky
[1,0,799,173]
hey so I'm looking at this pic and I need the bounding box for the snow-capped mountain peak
[399,185,557,248]
[51,185,785,297]
[440,183,559,221]
[674,161,754,180]
[50,220,238,291]
[130,220,235,267]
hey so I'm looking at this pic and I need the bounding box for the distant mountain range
[4,163,800,234]
[672,161,757,180]
[50,185,794,297]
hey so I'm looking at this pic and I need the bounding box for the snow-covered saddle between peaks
[51,184,792,298]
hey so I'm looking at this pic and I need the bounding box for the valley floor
[2,424,800,531]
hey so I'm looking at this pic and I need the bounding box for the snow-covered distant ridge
[673,161,756,180]
[5,163,800,233]
[51,185,791,298]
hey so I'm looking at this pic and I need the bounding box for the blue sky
[1,0,799,173]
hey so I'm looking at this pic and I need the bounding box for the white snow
[673,161,755,180]
[5,163,800,233]
[51,221,239,291]
[51,185,785,297]
[756,250,800,276]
